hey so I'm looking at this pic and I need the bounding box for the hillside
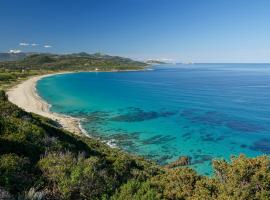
[0,90,160,199]
[0,52,33,62]
[0,52,146,71]
[0,91,270,199]
[0,52,147,90]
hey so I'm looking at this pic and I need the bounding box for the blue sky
[1,0,270,62]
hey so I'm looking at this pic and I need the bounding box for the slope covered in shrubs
[0,90,269,199]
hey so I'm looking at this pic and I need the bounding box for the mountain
[0,52,147,71]
[0,52,35,61]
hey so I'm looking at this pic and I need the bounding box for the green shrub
[213,155,270,200]
[38,152,113,199]
[0,153,32,193]
[111,179,160,200]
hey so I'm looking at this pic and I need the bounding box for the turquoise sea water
[37,64,270,175]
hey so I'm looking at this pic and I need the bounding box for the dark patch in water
[119,140,139,152]
[240,144,248,148]
[183,126,189,129]
[181,109,264,133]
[181,110,224,125]
[72,110,111,126]
[180,109,199,118]
[111,107,176,122]
[142,135,176,145]
[182,132,191,138]
[200,133,225,142]
[160,145,178,155]
[181,109,226,126]
[108,132,140,141]
[226,121,264,132]
[86,111,111,122]
[193,111,225,126]
[181,132,192,141]
[192,154,213,165]
[156,155,174,165]
[144,154,160,161]
[250,139,270,154]
[216,135,225,141]
[201,134,215,142]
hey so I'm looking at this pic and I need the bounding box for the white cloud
[9,49,22,53]
[44,45,52,48]
[19,42,29,46]
[31,43,38,46]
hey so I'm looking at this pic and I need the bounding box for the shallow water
[37,64,270,175]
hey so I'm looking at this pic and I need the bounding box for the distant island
[0,53,269,199]
[146,59,168,64]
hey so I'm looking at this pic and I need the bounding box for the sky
[1,0,270,62]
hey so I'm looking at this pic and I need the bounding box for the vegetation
[0,90,159,199]
[0,52,146,90]
[0,52,146,71]
[0,54,270,199]
[0,90,270,199]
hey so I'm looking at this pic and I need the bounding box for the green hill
[0,53,147,90]
[0,52,146,71]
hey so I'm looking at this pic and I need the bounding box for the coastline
[5,68,150,138]
[7,72,85,136]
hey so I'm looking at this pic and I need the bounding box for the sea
[37,63,270,175]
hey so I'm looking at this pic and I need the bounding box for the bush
[38,152,113,199]
[0,154,32,193]
[213,155,270,200]
[0,90,7,101]
[111,179,160,200]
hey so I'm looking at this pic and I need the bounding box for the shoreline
[7,72,86,136]
[6,68,150,138]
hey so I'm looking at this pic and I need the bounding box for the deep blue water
[37,64,270,175]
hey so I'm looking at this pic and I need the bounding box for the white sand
[7,73,84,136]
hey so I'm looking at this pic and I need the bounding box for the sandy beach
[7,73,84,136]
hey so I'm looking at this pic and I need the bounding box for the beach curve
[7,72,85,136]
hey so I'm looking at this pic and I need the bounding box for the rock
[166,156,191,168]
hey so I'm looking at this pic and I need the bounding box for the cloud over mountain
[9,49,22,53]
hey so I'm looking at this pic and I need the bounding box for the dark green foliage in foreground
[0,91,270,199]
[0,91,159,199]
[112,156,270,200]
